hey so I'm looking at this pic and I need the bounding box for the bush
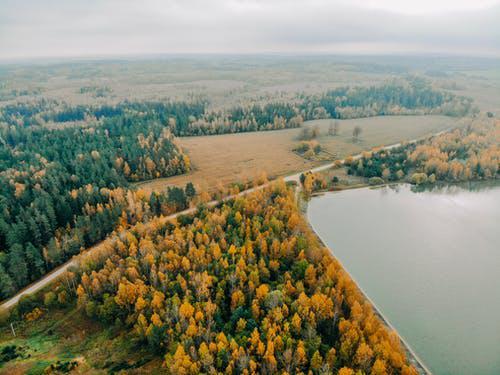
[17,294,40,316]
[0,345,22,364]
[45,360,78,373]
[44,291,57,308]
[57,291,68,306]
[24,307,44,321]
[304,149,315,159]
[410,172,428,185]
[369,177,385,185]
[0,308,10,326]
[294,142,310,153]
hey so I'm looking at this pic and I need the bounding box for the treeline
[74,182,418,374]
[347,118,499,184]
[0,99,206,128]
[0,87,42,102]
[0,79,474,136]
[2,114,190,182]
[301,78,474,119]
[0,114,192,299]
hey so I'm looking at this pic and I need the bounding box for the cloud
[0,0,499,59]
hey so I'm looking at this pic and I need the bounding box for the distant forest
[1,78,474,136]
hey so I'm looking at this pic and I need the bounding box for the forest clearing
[138,115,457,193]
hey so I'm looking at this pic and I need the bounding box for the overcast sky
[1,0,499,60]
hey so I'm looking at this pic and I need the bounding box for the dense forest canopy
[346,118,499,184]
[0,113,191,298]
[0,78,477,300]
[75,183,418,374]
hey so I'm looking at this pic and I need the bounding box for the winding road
[0,130,447,311]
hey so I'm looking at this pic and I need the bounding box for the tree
[352,126,362,142]
[311,350,323,370]
[371,359,388,375]
[44,291,57,308]
[355,342,373,370]
[329,121,340,136]
[24,242,46,280]
[0,264,16,298]
[168,187,188,211]
[8,244,28,288]
[185,182,196,199]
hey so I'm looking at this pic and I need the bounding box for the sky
[1,0,499,60]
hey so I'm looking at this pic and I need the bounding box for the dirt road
[0,131,445,310]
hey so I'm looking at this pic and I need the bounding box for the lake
[307,182,500,375]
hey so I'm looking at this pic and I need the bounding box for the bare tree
[328,121,340,136]
[299,125,320,140]
[352,126,362,142]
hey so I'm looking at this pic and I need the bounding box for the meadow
[137,115,458,193]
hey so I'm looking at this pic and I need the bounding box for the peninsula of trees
[74,182,418,374]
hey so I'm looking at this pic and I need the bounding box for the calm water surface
[308,182,500,375]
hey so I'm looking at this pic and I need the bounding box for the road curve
[0,130,446,310]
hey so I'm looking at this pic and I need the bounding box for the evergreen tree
[185,182,196,199]
[0,264,16,299]
[8,244,28,288]
[24,242,46,280]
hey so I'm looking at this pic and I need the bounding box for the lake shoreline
[304,186,433,375]
[309,177,500,198]
[305,181,500,375]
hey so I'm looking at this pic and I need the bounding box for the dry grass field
[2,56,493,193]
[137,115,458,192]
[2,57,499,114]
[0,57,389,109]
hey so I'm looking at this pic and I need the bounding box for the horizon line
[2,51,500,65]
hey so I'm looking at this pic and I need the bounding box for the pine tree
[24,242,46,280]
[185,182,196,199]
[8,244,28,288]
[0,264,16,298]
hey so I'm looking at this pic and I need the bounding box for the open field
[428,62,500,114]
[0,57,392,109]
[452,69,500,113]
[4,56,498,113]
[137,115,458,192]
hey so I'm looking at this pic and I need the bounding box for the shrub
[57,291,68,306]
[17,294,40,316]
[304,149,315,159]
[24,307,44,321]
[0,308,10,326]
[43,291,57,308]
[369,177,385,185]
[410,172,428,185]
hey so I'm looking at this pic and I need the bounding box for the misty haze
[0,1,498,374]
